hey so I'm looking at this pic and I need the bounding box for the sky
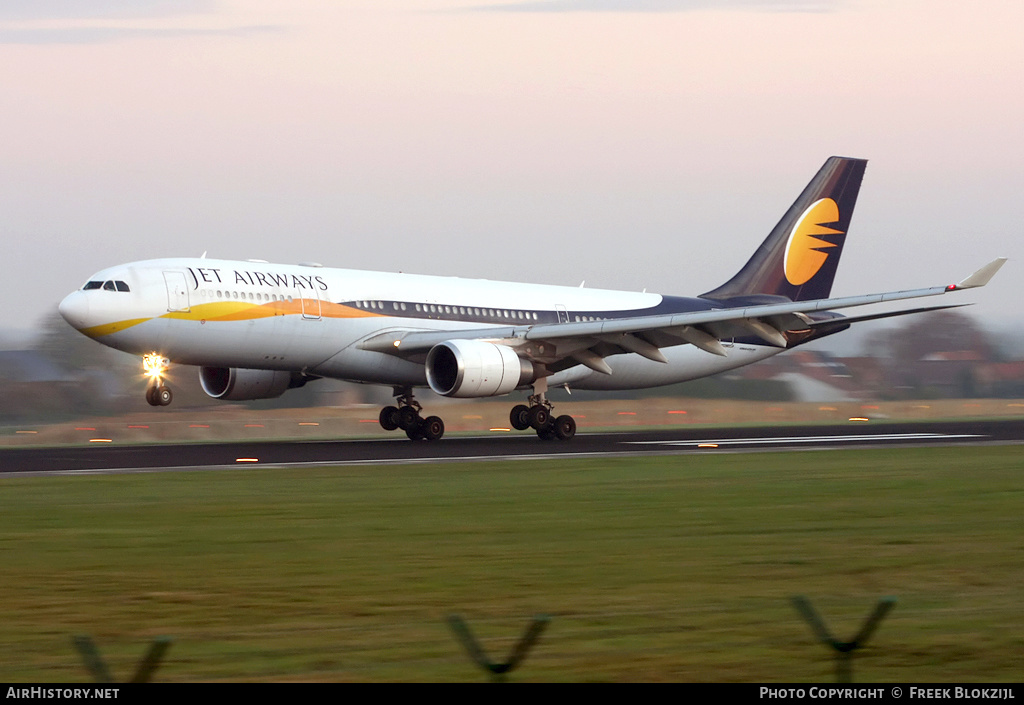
[1,0,1021,335]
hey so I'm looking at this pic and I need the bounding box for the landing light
[142,353,169,380]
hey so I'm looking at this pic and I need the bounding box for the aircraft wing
[359,258,1006,374]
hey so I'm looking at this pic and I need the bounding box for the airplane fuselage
[58,257,780,391]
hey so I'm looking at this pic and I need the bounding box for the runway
[1,419,1020,475]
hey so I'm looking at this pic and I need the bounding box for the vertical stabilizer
[701,157,867,303]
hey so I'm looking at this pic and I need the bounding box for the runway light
[299,422,319,426]
[358,419,378,423]
[668,410,688,414]
[89,438,113,443]
[848,417,870,422]
[235,458,259,463]
[189,424,210,428]
[244,424,265,428]
[698,443,719,448]
[819,406,837,411]
[489,427,512,432]
[128,424,149,429]
[617,411,637,415]
[75,427,96,431]
[15,430,37,434]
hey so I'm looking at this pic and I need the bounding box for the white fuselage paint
[59,258,782,392]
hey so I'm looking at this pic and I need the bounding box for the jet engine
[199,367,309,401]
[425,340,536,398]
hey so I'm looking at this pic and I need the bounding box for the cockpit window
[85,280,131,292]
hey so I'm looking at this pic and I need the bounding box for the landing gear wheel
[156,386,173,406]
[510,404,531,431]
[421,416,445,441]
[553,414,576,441]
[398,406,421,431]
[145,385,160,407]
[527,405,550,430]
[537,424,556,441]
[379,406,400,431]
[405,425,424,441]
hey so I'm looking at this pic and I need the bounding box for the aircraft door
[163,271,190,312]
[301,286,322,320]
[556,305,569,323]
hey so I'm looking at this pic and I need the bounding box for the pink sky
[0,0,1020,332]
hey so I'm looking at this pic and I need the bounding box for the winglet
[950,257,1007,291]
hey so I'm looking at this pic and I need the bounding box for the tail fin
[701,156,867,303]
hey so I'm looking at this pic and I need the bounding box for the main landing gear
[143,353,173,407]
[376,381,575,442]
[378,387,445,441]
[509,380,576,441]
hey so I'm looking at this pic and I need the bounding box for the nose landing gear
[143,353,173,407]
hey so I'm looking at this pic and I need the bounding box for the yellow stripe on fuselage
[79,318,152,339]
[81,300,384,338]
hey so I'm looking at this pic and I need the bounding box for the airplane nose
[58,290,90,330]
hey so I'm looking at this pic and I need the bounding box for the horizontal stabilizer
[808,303,970,333]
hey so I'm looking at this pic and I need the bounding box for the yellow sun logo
[783,198,843,286]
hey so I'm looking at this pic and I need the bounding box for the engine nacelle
[425,340,535,398]
[199,367,307,401]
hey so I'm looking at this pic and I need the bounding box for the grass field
[1,445,1022,682]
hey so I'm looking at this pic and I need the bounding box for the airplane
[58,157,1005,441]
